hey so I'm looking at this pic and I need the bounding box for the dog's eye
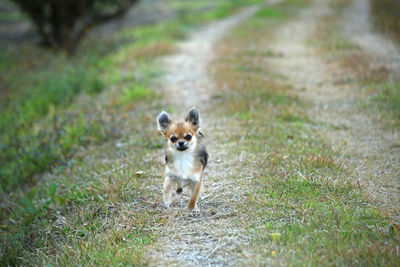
[184,134,192,141]
[170,136,177,142]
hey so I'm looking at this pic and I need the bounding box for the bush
[12,0,139,52]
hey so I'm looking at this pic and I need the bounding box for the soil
[146,7,259,266]
[342,0,400,79]
[263,0,400,222]
[147,0,400,265]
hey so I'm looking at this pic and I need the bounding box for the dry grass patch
[211,1,400,265]
[315,0,400,128]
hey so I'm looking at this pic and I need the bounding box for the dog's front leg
[188,175,203,211]
[163,175,173,208]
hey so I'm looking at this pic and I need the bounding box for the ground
[1,0,399,265]
[147,0,400,264]
[262,0,400,223]
[146,7,258,265]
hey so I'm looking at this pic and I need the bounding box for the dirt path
[146,7,257,266]
[162,6,257,112]
[342,0,400,79]
[145,0,399,264]
[264,0,400,222]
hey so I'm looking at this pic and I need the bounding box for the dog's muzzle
[176,142,188,151]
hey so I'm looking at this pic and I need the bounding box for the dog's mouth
[176,146,188,151]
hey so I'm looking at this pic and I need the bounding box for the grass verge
[212,1,400,265]
[0,0,263,265]
[317,1,400,128]
[0,0,261,192]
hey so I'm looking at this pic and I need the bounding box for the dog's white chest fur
[166,145,199,185]
[173,151,194,179]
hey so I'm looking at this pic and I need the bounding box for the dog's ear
[185,107,199,131]
[157,111,171,135]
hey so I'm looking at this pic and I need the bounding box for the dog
[157,107,208,211]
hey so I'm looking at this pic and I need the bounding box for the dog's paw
[163,202,171,209]
[188,205,200,213]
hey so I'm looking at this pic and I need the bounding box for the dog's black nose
[178,141,184,146]
[177,187,183,193]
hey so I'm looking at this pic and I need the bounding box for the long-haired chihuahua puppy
[157,107,208,211]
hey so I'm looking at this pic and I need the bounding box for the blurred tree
[12,0,139,52]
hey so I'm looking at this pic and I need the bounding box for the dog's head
[157,108,200,152]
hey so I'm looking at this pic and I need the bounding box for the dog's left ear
[185,107,200,131]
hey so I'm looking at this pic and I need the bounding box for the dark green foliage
[0,66,111,192]
[371,0,400,44]
[11,0,139,51]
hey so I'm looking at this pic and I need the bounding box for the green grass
[121,85,155,104]
[256,7,284,19]
[317,1,400,128]
[1,147,162,265]
[367,82,400,121]
[321,29,360,52]
[0,0,262,193]
[3,0,398,265]
[0,1,27,22]
[248,177,397,265]
[212,1,400,265]
[0,0,267,265]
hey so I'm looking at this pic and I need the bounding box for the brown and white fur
[157,108,208,211]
